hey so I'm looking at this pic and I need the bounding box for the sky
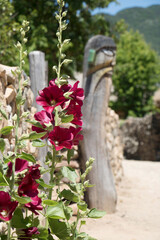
[92,0,160,15]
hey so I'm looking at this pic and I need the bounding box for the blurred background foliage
[0,0,160,118]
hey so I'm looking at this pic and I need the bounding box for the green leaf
[48,219,70,239]
[43,200,58,206]
[18,152,36,163]
[36,179,55,189]
[77,232,97,240]
[61,166,77,183]
[67,148,74,164]
[61,114,74,123]
[63,206,73,220]
[26,119,44,129]
[0,106,8,120]
[60,189,79,202]
[37,227,48,239]
[11,208,27,228]
[88,208,106,219]
[77,202,87,211]
[29,131,47,140]
[32,139,46,147]
[0,172,8,186]
[0,126,14,135]
[14,195,31,204]
[0,138,5,153]
[46,202,65,219]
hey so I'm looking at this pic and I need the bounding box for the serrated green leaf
[0,107,8,120]
[32,139,46,147]
[61,166,77,183]
[29,131,47,140]
[88,208,106,219]
[48,219,70,239]
[0,138,5,153]
[18,151,36,163]
[46,202,65,219]
[0,126,14,135]
[14,195,31,204]
[60,189,79,202]
[61,114,73,123]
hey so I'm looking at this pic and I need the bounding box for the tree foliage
[110,30,160,118]
[10,0,116,77]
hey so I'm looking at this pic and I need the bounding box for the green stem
[57,3,62,82]
[48,147,56,200]
[7,221,11,240]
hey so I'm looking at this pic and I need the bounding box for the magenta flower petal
[69,81,84,106]
[69,126,83,145]
[49,126,73,150]
[18,174,39,197]
[36,85,66,113]
[25,196,43,215]
[0,191,18,221]
[7,158,28,177]
[18,227,40,239]
[34,110,54,127]
[66,102,83,126]
[28,164,41,179]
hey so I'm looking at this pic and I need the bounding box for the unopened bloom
[25,196,42,215]
[18,227,40,240]
[36,85,66,113]
[49,126,73,150]
[0,191,18,221]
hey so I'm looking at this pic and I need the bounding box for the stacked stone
[0,64,38,158]
[105,107,124,185]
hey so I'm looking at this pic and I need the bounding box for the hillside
[104,5,160,55]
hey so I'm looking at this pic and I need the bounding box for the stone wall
[105,107,124,185]
[121,113,160,161]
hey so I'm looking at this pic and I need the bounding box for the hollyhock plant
[7,158,28,177]
[18,227,40,240]
[68,81,84,106]
[36,85,67,113]
[0,191,18,221]
[25,196,43,215]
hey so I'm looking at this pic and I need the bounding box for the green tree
[0,0,20,66]
[110,30,160,118]
[11,0,116,77]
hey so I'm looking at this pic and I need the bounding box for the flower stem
[48,147,56,200]
[7,221,11,240]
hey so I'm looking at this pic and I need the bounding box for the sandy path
[82,160,160,240]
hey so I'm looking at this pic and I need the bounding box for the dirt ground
[82,160,160,240]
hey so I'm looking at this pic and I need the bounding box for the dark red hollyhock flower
[18,227,40,240]
[28,164,41,179]
[25,196,43,215]
[49,126,73,151]
[0,191,18,221]
[49,79,72,93]
[69,81,84,106]
[32,110,54,139]
[69,126,83,145]
[36,85,66,113]
[18,173,39,197]
[7,158,28,177]
[66,102,83,126]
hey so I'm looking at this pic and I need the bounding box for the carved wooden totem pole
[80,35,117,212]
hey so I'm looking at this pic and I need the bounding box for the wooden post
[80,35,117,212]
[29,51,49,183]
